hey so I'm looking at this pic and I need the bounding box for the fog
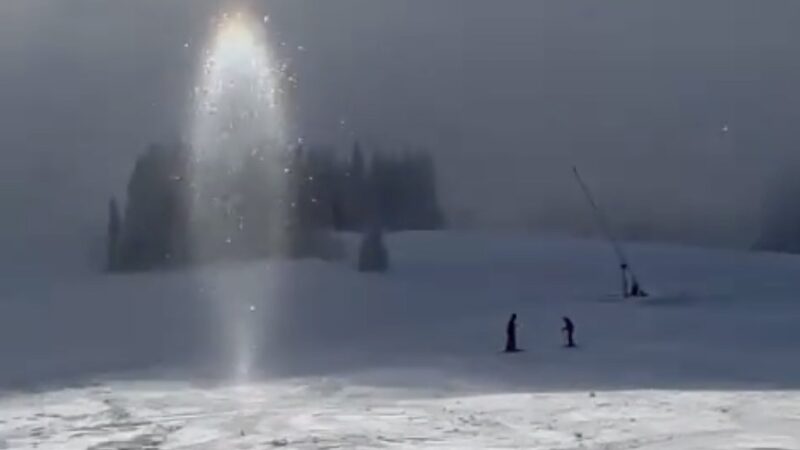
[3,0,800,268]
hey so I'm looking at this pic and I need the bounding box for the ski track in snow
[1,383,800,449]
[3,232,800,448]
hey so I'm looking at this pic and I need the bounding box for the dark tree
[281,146,344,259]
[367,148,444,231]
[345,142,368,230]
[119,143,189,270]
[358,224,389,273]
[756,172,800,254]
[106,197,121,271]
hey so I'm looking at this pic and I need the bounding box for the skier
[562,316,576,348]
[504,313,519,353]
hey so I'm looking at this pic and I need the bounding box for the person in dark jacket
[504,313,519,352]
[562,316,576,348]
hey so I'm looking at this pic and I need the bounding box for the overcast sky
[2,0,800,267]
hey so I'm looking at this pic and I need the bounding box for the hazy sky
[3,0,800,266]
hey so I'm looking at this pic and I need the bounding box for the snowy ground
[3,382,800,449]
[2,232,800,449]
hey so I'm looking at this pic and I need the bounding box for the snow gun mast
[572,166,647,299]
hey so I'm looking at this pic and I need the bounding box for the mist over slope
[3,1,800,255]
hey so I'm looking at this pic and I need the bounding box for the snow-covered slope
[2,232,800,449]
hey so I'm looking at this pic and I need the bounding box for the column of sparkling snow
[187,11,288,381]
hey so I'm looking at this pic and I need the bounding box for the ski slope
[2,232,800,449]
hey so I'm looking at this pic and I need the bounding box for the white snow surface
[2,232,800,449]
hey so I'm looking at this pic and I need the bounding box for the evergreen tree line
[108,143,190,271]
[106,142,444,271]
[293,143,445,232]
[755,173,800,254]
